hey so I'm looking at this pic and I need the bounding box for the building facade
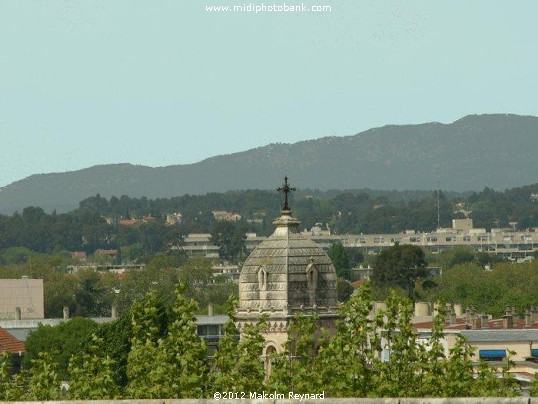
[237,192,339,356]
[246,219,538,260]
[0,279,44,320]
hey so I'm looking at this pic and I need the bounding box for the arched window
[265,344,277,376]
[257,266,268,291]
[305,260,318,291]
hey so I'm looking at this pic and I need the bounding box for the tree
[266,315,328,394]
[67,335,119,399]
[155,283,208,398]
[422,260,538,318]
[210,221,246,262]
[317,282,382,397]
[25,351,63,400]
[372,243,428,300]
[125,290,167,398]
[530,374,538,397]
[336,277,354,302]
[209,296,268,391]
[327,243,352,280]
[125,284,208,398]
[73,269,114,317]
[94,312,133,388]
[114,265,180,314]
[0,352,11,400]
[23,317,98,378]
[210,295,241,391]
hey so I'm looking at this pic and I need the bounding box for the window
[257,267,268,291]
[463,236,471,242]
[426,236,438,243]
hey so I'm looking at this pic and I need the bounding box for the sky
[1,1,537,187]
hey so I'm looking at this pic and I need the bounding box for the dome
[237,209,338,319]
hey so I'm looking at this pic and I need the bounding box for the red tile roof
[119,219,140,226]
[412,317,538,331]
[0,326,25,354]
[413,318,469,330]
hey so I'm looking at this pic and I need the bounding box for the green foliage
[67,335,119,399]
[441,247,475,268]
[530,374,538,397]
[267,315,329,394]
[1,279,529,399]
[23,317,98,378]
[230,318,267,392]
[26,351,63,400]
[154,283,208,398]
[442,335,476,396]
[336,277,354,302]
[374,292,423,397]
[372,243,428,300]
[268,283,519,398]
[2,183,538,258]
[0,352,11,400]
[423,260,538,317]
[210,295,241,391]
[210,220,247,262]
[0,246,35,265]
[94,312,133,387]
[327,243,352,280]
[0,352,26,401]
[209,295,265,393]
[114,265,179,314]
[114,257,237,316]
[72,269,115,316]
[125,289,167,398]
[126,284,208,398]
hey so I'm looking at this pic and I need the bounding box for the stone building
[0,278,44,320]
[236,178,339,357]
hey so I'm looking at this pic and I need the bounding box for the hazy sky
[1,1,537,187]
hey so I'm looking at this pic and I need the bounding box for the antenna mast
[436,166,440,230]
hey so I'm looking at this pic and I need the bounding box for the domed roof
[237,209,338,319]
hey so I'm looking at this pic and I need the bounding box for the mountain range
[1,113,537,214]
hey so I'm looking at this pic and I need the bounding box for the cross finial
[277,176,296,211]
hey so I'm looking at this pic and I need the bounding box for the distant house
[181,234,220,259]
[212,210,242,222]
[119,218,140,226]
[94,249,118,258]
[166,212,183,225]
[247,211,266,224]
[212,263,240,281]
[70,251,87,261]
[119,215,156,226]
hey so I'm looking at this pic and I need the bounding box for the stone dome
[237,209,338,320]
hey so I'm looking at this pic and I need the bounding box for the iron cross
[277,176,296,211]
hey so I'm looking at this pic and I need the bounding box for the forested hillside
[1,114,537,213]
[0,184,536,261]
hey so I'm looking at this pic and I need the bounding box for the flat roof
[460,329,538,342]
